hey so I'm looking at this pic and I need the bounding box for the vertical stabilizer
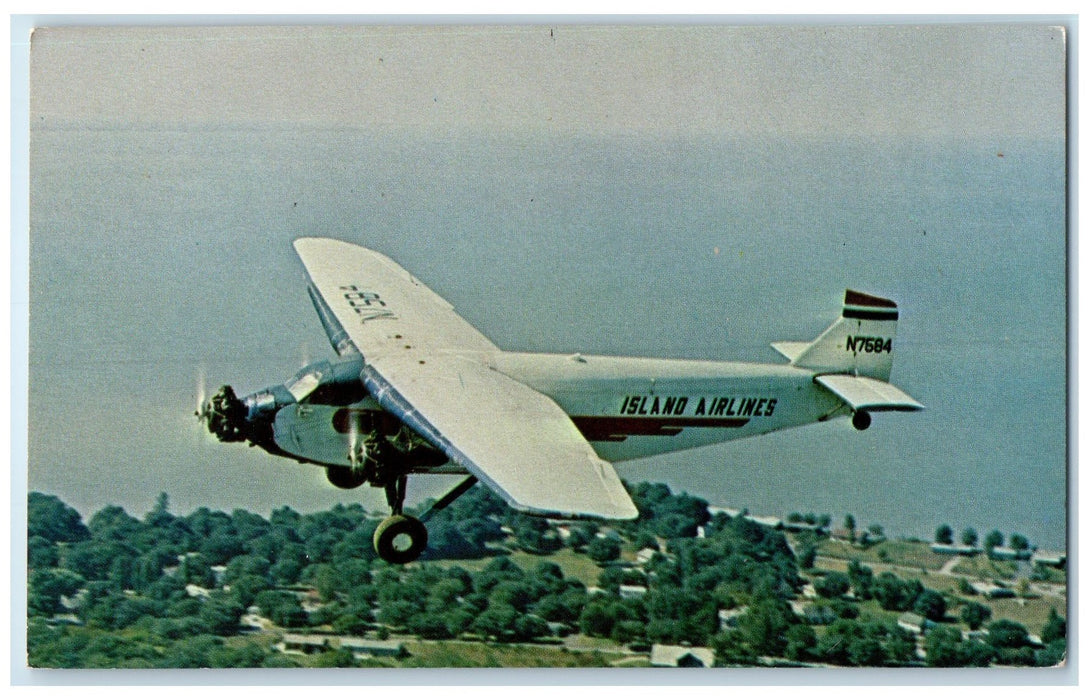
[788,290,899,381]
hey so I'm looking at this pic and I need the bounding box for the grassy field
[401,640,625,667]
[949,556,1022,580]
[814,538,950,572]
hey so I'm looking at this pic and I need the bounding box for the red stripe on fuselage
[570,416,750,442]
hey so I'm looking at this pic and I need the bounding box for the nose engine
[198,385,250,442]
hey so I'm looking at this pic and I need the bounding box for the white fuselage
[493,351,843,462]
[269,350,847,471]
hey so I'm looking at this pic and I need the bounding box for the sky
[20,22,1069,548]
[29,24,1065,136]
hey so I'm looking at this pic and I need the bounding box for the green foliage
[935,524,953,545]
[913,590,948,622]
[28,568,85,616]
[846,560,875,600]
[987,619,1030,648]
[624,482,710,540]
[586,536,621,564]
[961,527,979,547]
[27,487,1048,670]
[254,590,308,628]
[1041,607,1066,644]
[872,572,923,612]
[925,625,999,667]
[960,601,992,630]
[813,571,850,599]
[29,492,90,544]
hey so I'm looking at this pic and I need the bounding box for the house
[897,612,932,635]
[930,543,981,556]
[989,546,1031,561]
[619,585,647,600]
[650,644,715,668]
[708,507,782,530]
[1031,550,1067,568]
[970,582,1015,599]
[635,548,659,565]
[718,606,749,629]
[277,634,330,655]
[338,637,406,659]
[185,584,211,599]
[783,520,828,535]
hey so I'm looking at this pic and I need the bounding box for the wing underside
[293,238,638,520]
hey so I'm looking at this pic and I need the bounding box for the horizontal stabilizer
[816,374,924,412]
[771,341,810,362]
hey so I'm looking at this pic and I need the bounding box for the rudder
[786,289,899,381]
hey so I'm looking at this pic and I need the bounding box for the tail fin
[772,290,899,381]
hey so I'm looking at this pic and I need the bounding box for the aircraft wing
[294,238,638,520]
[294,238,499,359]
[815,374,925,412]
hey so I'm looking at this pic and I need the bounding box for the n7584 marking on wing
[340,285,398,322]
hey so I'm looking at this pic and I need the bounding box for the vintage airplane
[198,238,922,563]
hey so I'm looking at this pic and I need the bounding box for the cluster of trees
[934,524,1031,552]
[27,485,1066,669]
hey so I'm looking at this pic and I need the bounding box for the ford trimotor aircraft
[198,238,923,563]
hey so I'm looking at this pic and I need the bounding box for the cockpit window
[286,363,327,402]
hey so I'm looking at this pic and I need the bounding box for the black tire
[326,466,367,489]
[852,410,872,431]
[373,515,428,564]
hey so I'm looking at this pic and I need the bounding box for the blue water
[27,127,1068,548]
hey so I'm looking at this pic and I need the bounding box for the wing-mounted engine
[272,398,448,488]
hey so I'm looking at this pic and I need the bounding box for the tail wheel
[373,514,428,564]
[326,466,367,490]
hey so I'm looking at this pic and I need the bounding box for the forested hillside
[27,484,1065,668]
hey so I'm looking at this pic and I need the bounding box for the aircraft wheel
[852,410,872,431]
[373,514,428,564]
[326,466,367,489]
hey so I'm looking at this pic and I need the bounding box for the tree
[735,597,794,657]
[846,560,875,601]
[961,527,979,547]
[1041,608,1066,644]
[925,625,964,667]
[935,524,953,545]
[586,536,621,564]
[984,530,1004,551]
[1008,533,1030,551]
[844,514,857,542]
[28,492,90,543]
[784,624,817,661]
[797,544,818,569]
[987,619,1029,649]
[253,590,307,628]
[913,590,947,622]
[473,603,519,641]
[199,593,243,636]
[960,601,992,631]
[29,568,85,616]
[814,571,851,599]
[28,535,59,569]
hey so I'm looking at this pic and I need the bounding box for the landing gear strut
[371,474,478,564]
